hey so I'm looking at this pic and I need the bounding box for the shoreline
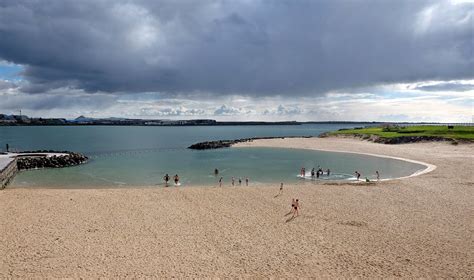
[1,137,473,278]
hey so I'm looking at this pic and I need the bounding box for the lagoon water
[0,124,425,187]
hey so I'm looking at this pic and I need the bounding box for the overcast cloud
[0,0,472,95]
[0,0,472,121]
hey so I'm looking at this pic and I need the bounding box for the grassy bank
[329,125,474,140]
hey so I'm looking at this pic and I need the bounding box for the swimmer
[246,177,249,186]
[376,170,380,181]
[214,168,219,176]
[173,174,179,185]
[163,173,170,185]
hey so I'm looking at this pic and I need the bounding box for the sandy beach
[1,137,473,278]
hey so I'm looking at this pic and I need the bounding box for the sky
[0,0,472,122]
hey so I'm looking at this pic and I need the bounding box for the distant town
[1,113,467,126]
[0,114,307,126]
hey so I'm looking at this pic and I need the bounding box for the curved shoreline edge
[234,139,437,182]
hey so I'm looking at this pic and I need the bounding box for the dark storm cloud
[414,81,474,92]
[0,0,472,96]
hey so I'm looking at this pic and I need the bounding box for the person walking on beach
[316,169,320,179]
[238,178,242,186]
[219,177,223,187]
[376,171,380,181]
[231,177,235,186]
[279,182,284,195]
[291,198,296,214]
[292,199,300,218]
[246,177,249,186]
[174,174,179,185]
[163,173,170,185]
[354,171,361,181]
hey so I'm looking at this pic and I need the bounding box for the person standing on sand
[246,177,249,186]
[292,199,300,218]
[219,177,223,187]
[163,174,170,185]
[174,174,179,185]
[376,171,380,181]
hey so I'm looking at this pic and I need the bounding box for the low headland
[1,127,473,278]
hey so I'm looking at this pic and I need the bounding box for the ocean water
[0,124,425,187]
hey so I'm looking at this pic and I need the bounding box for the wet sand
[1,137,473,278]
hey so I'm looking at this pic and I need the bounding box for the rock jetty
[188,136,314,150]
[16,151,88,170]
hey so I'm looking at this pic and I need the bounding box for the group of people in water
[162,173,180,186]
[164,167,381,186]
[300,166,331,179]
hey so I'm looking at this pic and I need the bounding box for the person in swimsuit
[279,182,283,194]
[174,174,179,185]
[219,177,223,187]
[231,177,235,186]
[291,198,296,214]
[376,170,380,181]
[311,168,315,178]
[214,168,219,176]
[316,170,320,179]
[292,199,299,217]
[245,177,249,186]
[163,173,170,185]
[326,169,330,176]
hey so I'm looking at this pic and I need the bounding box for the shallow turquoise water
[0,124,425,187]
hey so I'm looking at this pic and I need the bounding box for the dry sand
[1,137,473,278]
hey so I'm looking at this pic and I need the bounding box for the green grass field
[330,125,474,140]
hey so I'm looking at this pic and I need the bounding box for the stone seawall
[0,158,17,189]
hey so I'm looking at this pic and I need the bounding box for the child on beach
[163,174,170,185]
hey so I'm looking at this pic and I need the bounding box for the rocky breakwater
[16,151,88,170]
[188,136,314,150]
